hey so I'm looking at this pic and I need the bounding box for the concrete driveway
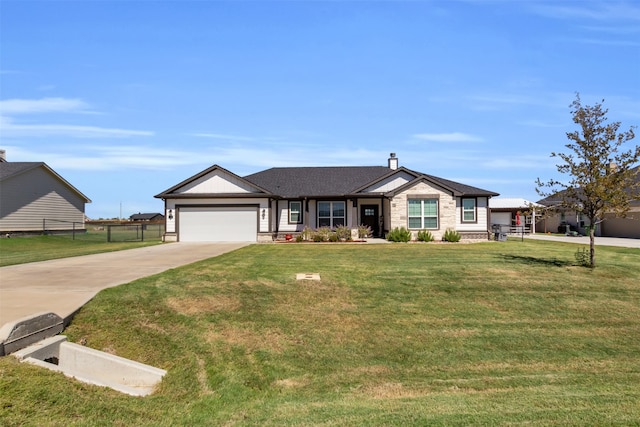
[0,242,249,327]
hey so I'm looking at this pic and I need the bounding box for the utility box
[492,224,508,242]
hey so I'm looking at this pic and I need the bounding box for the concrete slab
[296,273,321,281]
[14,335,166,396]
[0,312,63,356]
[0,242,249,328]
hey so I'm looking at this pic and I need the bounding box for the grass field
[0,234,162,266]
[1,240,639,425]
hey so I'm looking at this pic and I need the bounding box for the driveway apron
[0,242,249,327]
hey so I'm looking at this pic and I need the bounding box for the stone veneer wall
[389,181,457,241]
[459,231,492,241]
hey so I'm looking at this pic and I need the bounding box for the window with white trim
[318,201,345,228]
[408,198,438,229]
[289,201,303,224]
[462,198,476,223]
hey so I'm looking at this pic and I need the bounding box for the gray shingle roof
[0,162,44,181]
[421,173,498,197]
[130,213,164,220]
[244,166,393,198]
[244,166,498,198]
[537,165,640,206]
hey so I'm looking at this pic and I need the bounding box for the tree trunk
[589,223,596,268]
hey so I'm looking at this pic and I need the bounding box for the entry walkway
[0,242,249,327]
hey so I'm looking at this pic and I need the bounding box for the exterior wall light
[261,209,266,219]
[168,209,173,220]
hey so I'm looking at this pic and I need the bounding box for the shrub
[311,227,332,242]
[295,234,304,243]
[301,226,312,241]
[416,229,434,242]
[575,246,592,267]
[357,224,373,238]
[335,225,352,241]
[443,228,461,242]
[387,226,412,242]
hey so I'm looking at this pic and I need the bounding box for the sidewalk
[0,242,249,327]
[523,234,640,248]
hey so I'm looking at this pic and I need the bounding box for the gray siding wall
[0,167,87,231]
[601,209,640,238]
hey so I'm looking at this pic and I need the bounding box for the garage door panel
[491,212,512,226]
[179,206,257,242]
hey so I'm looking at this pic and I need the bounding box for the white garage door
[179,206,257,242]
[492,212,512,226]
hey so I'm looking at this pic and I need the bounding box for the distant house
[0,157,91,233]
[129,213,164,222]
[155,154,499,242]
[536,166,640,238]
[489,198,544,234]
[536,193,596,236]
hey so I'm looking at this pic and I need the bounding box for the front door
[360,205,380,237]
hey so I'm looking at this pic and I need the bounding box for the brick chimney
[388,153,398,170]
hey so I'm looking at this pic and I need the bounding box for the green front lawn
[0,235,161,266]
[1,241,639,425]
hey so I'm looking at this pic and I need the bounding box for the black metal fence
[42,219,86,240]
[105,223,164,242]
[43,219,164,242]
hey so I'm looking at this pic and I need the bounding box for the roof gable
[380,172,497,198]
[0,162,91,203]
[155,164,271,198]
[357,168,418,193]
[421,173,499,197]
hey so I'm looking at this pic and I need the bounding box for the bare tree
[537,94,639,267]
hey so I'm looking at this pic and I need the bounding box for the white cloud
[0,97,90,114]
[412,132,484,143]
[4,144,193,171]
[0,97,152,138]
[529,2,640,22]
[190,133,256,142]
[0,120,154,138]
[467,91,576,112]
[516,119,565,128]
[568,37,640,47]
[482,155,555,170]
[208,146,387,171]
[580,24,640,35]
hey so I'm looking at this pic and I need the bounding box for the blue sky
[1,0,639,219]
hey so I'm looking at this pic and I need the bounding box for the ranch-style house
[0,154,91,234]
[155,154,499,242]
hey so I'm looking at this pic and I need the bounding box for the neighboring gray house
[0,160,91,233]
[536,166,640,238]
[155,154,499,242]
[130,213,164,222]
